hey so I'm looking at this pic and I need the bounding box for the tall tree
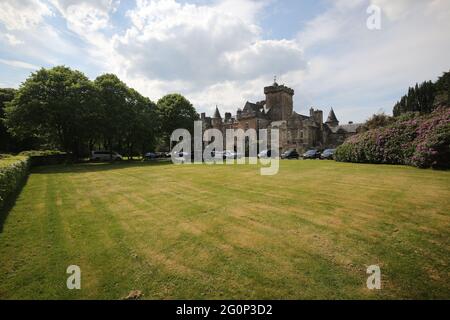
[0,88,16,151]
[94,74,131,156]
[5,66,98,156]
[393,70,449,116]
[156,94,199,148]
[94,74,158,158]
[123,88,158,158]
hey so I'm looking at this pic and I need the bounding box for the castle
[201,80,362,152]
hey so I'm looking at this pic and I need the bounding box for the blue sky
[0,0,449,123]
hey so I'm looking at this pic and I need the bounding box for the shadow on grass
[30,159,174,174]
[0,174,29,233]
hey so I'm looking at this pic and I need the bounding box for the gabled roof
[327,123,362,133]
[243,101,262,113]
[241,101,266,118]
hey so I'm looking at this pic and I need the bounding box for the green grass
[0,160,449,299]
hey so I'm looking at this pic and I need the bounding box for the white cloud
[0,0,52,30]
[294,0,450,122]
[50,0,119,33]
[4,34,24,46]
[1,0,449,124]
[0,58,39,70]
[110,0,306,114]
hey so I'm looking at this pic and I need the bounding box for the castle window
[245,122,249,130]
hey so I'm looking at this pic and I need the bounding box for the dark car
[281,149,299,159]
[302,149,320,159]
[143,152,157,160]
[320,149,336,160]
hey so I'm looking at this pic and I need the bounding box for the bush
[411,108,450,169]
[18,150,65,157]
[335,107,450,169]
[19,150,68,166]
[0,155,30,210]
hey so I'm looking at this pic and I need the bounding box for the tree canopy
[2,66,196,157]
[5,66,98,156]
[156,93,199,148]
[393,70,449,117]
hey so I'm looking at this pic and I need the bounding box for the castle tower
[310,108,323,128]
[325,108,339,127]
[212,106,222,128]
[264,79,294,121]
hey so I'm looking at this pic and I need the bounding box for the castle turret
[264,80,294,121]
[212,106,222,128]
[326,108,339,127]
[213,106,222,119]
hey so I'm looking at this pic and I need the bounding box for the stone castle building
[201,81,362,152]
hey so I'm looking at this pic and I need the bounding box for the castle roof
[241,101,266,118]
[326,108,339,124]
[213,106,222,119]
[327,123,362,134]
[263,83,294,96]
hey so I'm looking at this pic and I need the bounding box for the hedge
[0,155,30,210]
[335,107,450,169]
[19,150,68,166]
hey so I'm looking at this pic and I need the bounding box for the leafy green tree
[0,88,16,151]
[435,70,450,105]
[94,74,158,158]
[122,88,158,158]
[5,66,98,156]
[156,94,199,148]
[94,74,131,156]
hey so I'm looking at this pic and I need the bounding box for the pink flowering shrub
[335,107,450,169]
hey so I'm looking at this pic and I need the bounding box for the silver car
[90,151,123,161]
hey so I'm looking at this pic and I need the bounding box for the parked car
[281,149,299,159]
[258,149,275,159]
[302,149,320,159]
[231,151,244,159]
[143,152,157,160]
[320,149,336,160]
[216,150,244,160]
[90,151,123,161]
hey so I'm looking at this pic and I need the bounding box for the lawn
[0,160,449,299]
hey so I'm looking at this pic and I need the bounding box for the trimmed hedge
[0,155,30,210]
[19,150,68,166]
[335,107,450,169]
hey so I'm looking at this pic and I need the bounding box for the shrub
[335,107,450,169]
[19,150,68,166]
[411,108,450,169]
[0,155,30,210]
[18,150,65,157]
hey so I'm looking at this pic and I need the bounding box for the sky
[0,0,449,123]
